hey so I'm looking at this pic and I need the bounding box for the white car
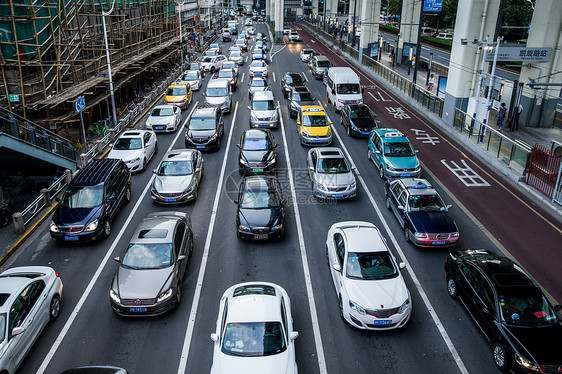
[222,60,239,76]
[255,40,267,52]
[289,32,301,42]
[180,69,203,91]
[283,27,291,35]
[300,48,315,62]
[146,105,182,132]
[108,130,158,172]
[326,221,411,330]
[249,60,268,77]
[210,282,299,374]
[0,266,63,374]
[245,19,252,26]
[247,26,255,35]
[209,43,222,55]
[201,55,227,73]
[229,51,244,66]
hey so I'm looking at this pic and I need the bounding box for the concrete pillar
[312,0,319,20]
[441,0,501,125]
[397,0,421,64]
[359,0,380,59]
[266,0,271,22]
[518,0,562,128]
[274,0,284,42]
[296,6,303,18]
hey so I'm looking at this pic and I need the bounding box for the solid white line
[241,72,245,83]
[272,71,276,82]
[329,124,469,374]
[177,102,239,374]
[36,103,198,374]
[278,101,328,374]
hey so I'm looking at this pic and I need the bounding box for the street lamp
[177,0,186,64]
[102,0,118,126]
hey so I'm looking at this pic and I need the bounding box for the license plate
[155,126,164,130]
[260,123,267,127]
[255,72,261,76]
[332,193,344,198]
[400,173,411,177]
[432,240,446,245]
[253,168,264,173]
[312,139,322,143]
[129,307,147,313]
[196,145,205,149]
[165,198,177,202]
[362,131,370,135]
[64,236,79,241]
[254,234,268,240]
[373,320,392,325]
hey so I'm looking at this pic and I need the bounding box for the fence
[20,170,69,226]
[526,145,562,200]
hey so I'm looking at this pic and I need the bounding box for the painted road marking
[411,128,440,145]
[441,159,491,187]
[272,71,276,82]
[385,106,411,119]
[241,72,245,83]
[369,91,392,102]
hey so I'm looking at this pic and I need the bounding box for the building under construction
[0,0,186,137]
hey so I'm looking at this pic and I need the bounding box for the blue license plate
[256,72,261,76]
[333,193,344,198]
[362,131,370,135]
[64,236,79,241]
[129,307,147,313]
[260,123,267,127]
[165,198,177,202]
[373,320,392,325]
[432,240,446,245]
[155,126,164,130]
[196,145,205,149]
[312,139,322,143]
[400,173,411,177]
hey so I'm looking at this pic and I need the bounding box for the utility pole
[412,0,424,85]
[351,0,357,48]
[102,0,118,126]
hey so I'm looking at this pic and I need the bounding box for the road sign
[9,94,20,103]
[74,96,86,113]
[484,46,552,62]
[424,0,443,12]
[190,32,196,41]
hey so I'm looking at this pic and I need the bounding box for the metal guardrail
[20,170,69,226]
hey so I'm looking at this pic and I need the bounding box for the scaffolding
[0,0,180,125]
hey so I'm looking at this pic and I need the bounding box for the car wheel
[493,343,508,372]
[347,124,351,136]
[103,220,111,239]
[386,197,391,210]
[379,165,385,179]
[142,158,147,172]
[49,295,61,321]
[154,142,158,155]
[193,183,198,201]
[404,227,411,243]
[325,245,330,267]
[125,185,132,204]
[175,283,182,306]
[338,296,344,320]
[210,66,215,73]
[446,276,458,299]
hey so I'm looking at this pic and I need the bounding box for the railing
[453,108,532,174]
[20,170,69,226]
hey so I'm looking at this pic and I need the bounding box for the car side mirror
[446,204,453,210]
[331,89,335,95]
[210,333,218,342]
[11,326,26,338]
[55,197,61,203]
[274,144,278,148]
[375,150,381,154]
[108,194,117,202]
[351,165,357,170]
[234,199,239,204]
[236,143,241,148]
[178,255,187,261]
[397,205,404,210]
[399,262,406,269]
[415,149,419,153]
[152,169,156,174]
[290,331,299,341]
[332,263,341,272]
[113,256,121,263]
[482,307,491,315]
[247,106,251,110]
[308,166,314,171]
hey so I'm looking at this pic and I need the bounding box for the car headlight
[109,288,120,304]
[349,300,366,315]
[516,355,540,372]
[350,121,359,130]
[267,156,276,165]
[272,223,283,230]
[84,219,98,232]
[450,232,459,238]
[157,288,173,303]
[386,164,396,171]
[131,157,141,163]
[238,224,251,231]
[414,232,428,239]
[317,183,327,191]
[209,133,218,141]
[414,164,421,171]
[168,119,176,126]
[240,157,249,165]
[398,298,410,314]
[50,221,59,232]
[349,181,356,190]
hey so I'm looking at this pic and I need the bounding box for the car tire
[404,227,411,243]
[125,185,132,204]
[338,296,344,320]
[210,66,215,73]
[193,184,198,201]
[347,125,351,137]
[386,197,391,210]
[493,343,509,372]
[325,245,330,267]
[142,158,147,172]
[446,276,458,299]
[379,165,385,179]
[102,220,111,239]
[175,283,182,307]
[49,295,61,321]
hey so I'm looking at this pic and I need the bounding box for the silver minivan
[205,78,232,114]
[309,55,331,79]
[248,91,278,128]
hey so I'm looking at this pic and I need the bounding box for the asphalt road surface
[6,20,559,374]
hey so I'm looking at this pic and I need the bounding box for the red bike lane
[296,25,562,303]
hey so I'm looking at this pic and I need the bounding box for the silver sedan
[307,147,357,199]
[146,105,182,132]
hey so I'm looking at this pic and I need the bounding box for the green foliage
[501,0,533,42]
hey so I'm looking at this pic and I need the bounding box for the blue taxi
[367,128,421,179]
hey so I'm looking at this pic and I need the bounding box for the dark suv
[50,158,131,243]
[281,72,306,98]
[185,106,225,151]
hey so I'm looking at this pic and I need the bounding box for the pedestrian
[427,74,435,92]
[497,102,507,131]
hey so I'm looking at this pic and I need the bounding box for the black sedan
[281,72,306,98]
[287,86,315,118]
[237,129,277,174]
[235,176,285,241]
[385,178,459,247]
[340,104,380,137]
[444,249,562,373]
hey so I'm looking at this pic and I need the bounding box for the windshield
[61,186,103,208]
[350,106,373,119]
[190,117,216,130]
[222,322,286,357]
[383,141,415,157]
[243,137,270,150]
[252,100,275,111]
[317,157,350,173]
[251,79,266,87]
[317,60,331,67]
[167,87,186,96]
[189,63,200,70]
[253,49,263,55]
[408,194,446,212]
[286,75,304,84]
[250,61,265,68]
[157,160,192,176]
[240,188,280,209]
[121,243,173,269]
[218,70,234,78]
[293,92,312,101]
[337,83,361,94]
[202,56,215,63]
[346,251,398,280]
[182,72,198,81]
[151,107,174,117]
[230,52,241,58]
[500,290,559,326]
[302,115,328,127]
[114,137,142,150]
[210,44,219,49]
[206,87,228,97]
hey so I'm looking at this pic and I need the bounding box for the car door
[395,189,408,228]
[388,182,405,223]
[306,149,316,180]
[193,152,202,185]
[174,221,188,279]
[330,232,345,295]
[144,132,156,160]
[106,167,122,216]
[174,107,181,127]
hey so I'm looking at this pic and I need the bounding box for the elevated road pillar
[397,0,421,64]
[359,0,381,60]
[274,0,284,42]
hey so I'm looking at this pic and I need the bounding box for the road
[5,20,560,374]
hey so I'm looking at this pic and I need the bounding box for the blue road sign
[190,32,196,41]
[75,96,85,113]
[424,0,443,12]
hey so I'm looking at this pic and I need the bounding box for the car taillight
[55,271,60,277]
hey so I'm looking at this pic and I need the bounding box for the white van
[437,32,453,41]
[325,67,363,111]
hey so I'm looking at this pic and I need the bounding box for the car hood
[201,62,215,68]
[206,96,228,105]
[212,351,293,374]
[302,126,330,137]
[148,116,173,125]
[53,205,102,226]
[240,150,273,163]
[250,66,267,72]
[344,276,409,310]
[165,95,186,103]
[107,149,143,162]
[238,207,282,228]
[315,172,355,187]
[188,129,217,139]
[503,323,562,364]
[153,174,195,193]
[252,110,276,118]
[292,100,314,107]
[117,266,173,299]
[351,118,377,129]
[250,87,267,93]
[385,156,419,170]
[406,211,457,234]
[229,56,243,61]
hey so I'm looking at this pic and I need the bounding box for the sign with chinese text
[423,0,443,12]
[484,47,552,62]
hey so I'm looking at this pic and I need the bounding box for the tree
[501,0,534,42]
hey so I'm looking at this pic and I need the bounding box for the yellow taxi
[296,105,332,146]
[164,81,193,110]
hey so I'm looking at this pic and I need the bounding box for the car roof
[161,149,196,161]
[192,107,217,117]
[152,105,174,110]
[252,90,274,100]
[168,82,187,88]
[291,86,310,93]
[207,78,230,88]
[395,178,437,194]
[244,129,268,139]
[314,55,330,61]
[301,105,326,115]
[285,72,302,78]
[119,130,147,138]
[243,175,276,190]
[227,283,283,322]
[317,147,344,158]
[340,225,388,253]
[71,158,122,187]
[374,128,408,142]
[130,213,183,244]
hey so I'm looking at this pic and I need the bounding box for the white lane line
[272,71,276,82]
[36,103,198,374]
[177,102,239,374]
[278,101,328,374]
[329,124,469,374]
[241,72,245,83]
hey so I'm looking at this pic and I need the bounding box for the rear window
[0,294,10,307]
[234,285,276,296]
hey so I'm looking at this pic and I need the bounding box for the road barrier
[527,144,562,200]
